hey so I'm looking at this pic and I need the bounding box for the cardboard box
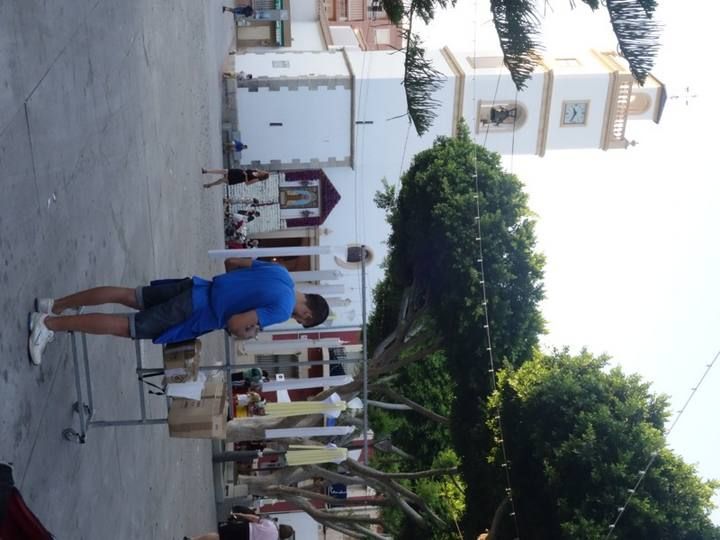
[163,339,201,384]
[168,379,228,439]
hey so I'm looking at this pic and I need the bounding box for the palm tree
[492,0,660,89]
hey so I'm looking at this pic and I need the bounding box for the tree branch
[372,384,450,425]
[306,464,368,488]
[366,399,413,411]
[285,495,385,525]
[346,523,393,540]
[488,496,511,539]
[344,459,447,528]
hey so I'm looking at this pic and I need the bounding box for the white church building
[225,0,666,333]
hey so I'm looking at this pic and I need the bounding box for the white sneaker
[28,312,54,366]
[34,298,66,315]
[34,297,55,314]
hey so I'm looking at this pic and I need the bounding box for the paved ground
[0,1,235,538]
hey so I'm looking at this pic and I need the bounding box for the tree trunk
[487,497,510,540]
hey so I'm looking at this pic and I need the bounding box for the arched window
[628,92,652,115]
[476,101,528,133]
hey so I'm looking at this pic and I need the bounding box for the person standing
[225,139,249,154]
[185,510,294,540]
[223,71,253,81]
[28,258,329,365]
[222,5,254,17]
[202,168,270,189]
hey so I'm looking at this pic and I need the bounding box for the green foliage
[375,449,466,540]
[489,0,543,89]
[370,352,455,467]
[403,33,445,136]
[562,0,661,85]
[409,0,456,25]
[636,0,658,16]
[485,349,720,539]
[380,0,405,25]
[604,0,661,85]
[384,120,545,369]
[368,126,719,539]
[577,0,601,9]
[370,123,546,536]
[367,270,404,354]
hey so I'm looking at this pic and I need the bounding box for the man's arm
[227,311,260,339]
[224,257,254,272]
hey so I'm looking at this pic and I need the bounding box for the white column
[209,245,345,259]
[241,337,344,354]
[296,284,345,295]
[290,270,343,282]
[262,375,353,391]
[264,426,355,439]
[251,227,315,240]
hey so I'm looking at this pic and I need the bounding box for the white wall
[234,51,351,166]
[235,50,346,78]
[460,67,546,155]
[314,48,457,321]
[330,26,360,48]
[546,71,611,150]
[269,512,321,538]
[237,85,351,165]
[290,0,319,21]
[234,47,457,324]
[629,81,663,123]
[288,21,325,50]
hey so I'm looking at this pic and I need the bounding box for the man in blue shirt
[27,258,329,366]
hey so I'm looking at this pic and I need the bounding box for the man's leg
[29,312,130,365]
[51,287,139,315]
[44,313,130,337]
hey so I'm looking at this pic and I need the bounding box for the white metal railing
[610,80,632,142]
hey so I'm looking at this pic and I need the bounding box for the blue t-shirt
[154,260,295,344]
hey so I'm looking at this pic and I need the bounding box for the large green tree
[368,121,546,536]
[486,349,720,539]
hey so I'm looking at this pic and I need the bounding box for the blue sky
[420,0,720,525]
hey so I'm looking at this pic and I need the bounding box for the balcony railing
[604,74,634,149]
[610,80,632,142]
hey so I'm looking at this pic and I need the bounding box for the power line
[604,349,720,539]
[471,0,521,537]
[395,119,412,189]
[482,72,503,148]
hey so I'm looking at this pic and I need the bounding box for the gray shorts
[129,278,193,340]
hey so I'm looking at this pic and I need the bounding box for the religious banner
[279,185,320,210]
[282,170,341,228]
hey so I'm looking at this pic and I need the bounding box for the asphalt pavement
[0,1,235,538]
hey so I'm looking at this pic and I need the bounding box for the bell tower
[441,48,666,156]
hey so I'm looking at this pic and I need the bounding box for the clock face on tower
[561,101,589,125]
